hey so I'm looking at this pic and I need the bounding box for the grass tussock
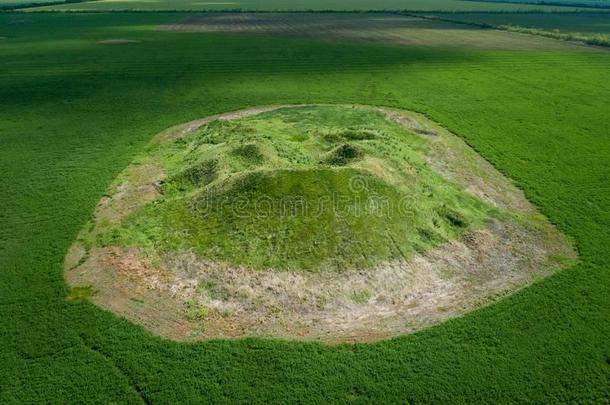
[67,286,95,302]
[324,143,364,165]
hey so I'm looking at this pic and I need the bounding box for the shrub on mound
[324,144,364,166]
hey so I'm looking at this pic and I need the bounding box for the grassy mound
[99,106,502,271]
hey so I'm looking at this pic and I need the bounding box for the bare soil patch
[66,105,576,343]
[68,217,573,342]
[158,13,594,51]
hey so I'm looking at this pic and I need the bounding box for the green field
[156,12,601,50]
[430,11,610,34]
[1,11,609,403]
[0,0,58,5]
[23,0,586,11]
[421,11,610,47]
[464,0,610,8]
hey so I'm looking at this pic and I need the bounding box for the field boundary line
[404,11,610,48]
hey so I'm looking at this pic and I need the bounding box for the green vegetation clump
[350,290,371,304]
[184,301,209,321]
[197,278,230,300]
[324,143,364,165]
[163,159,218,193]
[67,286,95,302]
[101,106,501,271]
[340,128,380,140]
[231,143,265,164]
[320,128,380,143]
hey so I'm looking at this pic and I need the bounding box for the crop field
[158,12,596,50]
[26,0,587,11]
[465,0,610,8]
[1,9,609,404]
[429,11,610,35]
[0,0,59,7]
[420,11,610,46]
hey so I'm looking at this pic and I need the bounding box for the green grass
[184,300,210,321]
[350,289,371,303]
[102,106,497,271]
[0,11,609,403]
[66,285,95,302]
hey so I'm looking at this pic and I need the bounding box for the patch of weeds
[417,228,443,244]
[130,297,144,305]
[67,286,95,302]
[265,304,282,315]
[549,254,577,267]
[85,219,96,233]
[324,144,364,166]
[74,251,90,269]
[95,227,121,247]
[320,131,343,144]
[289,133,309,142]
[340,128,380,141]
[184,300,209,321]
[197,278,229,300]
[164,159,218,193]
[350,290,371,304]
[231,143,264,164]
[438,206,468,228]
[320,128,379,144]
[314,296,328,309]
[193,121,255,146]
[414,127,437,137]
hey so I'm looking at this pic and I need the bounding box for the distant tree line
[0,0,97,11]
[460,0,610,11]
